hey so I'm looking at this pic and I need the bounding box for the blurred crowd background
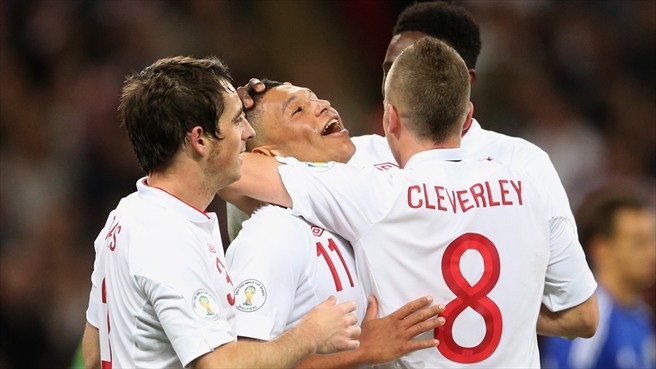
[1,0,654,368]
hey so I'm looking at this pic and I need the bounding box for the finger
[403,304,445,326]
[345,338,360,351]
[347,325,362,340]
[407,316,446,337]
[363,295,379,322]
[248,78,265,92]
[345,311,359,327]
[390,296,433,320]
[320,295,337,307]
[404,338,440,353]
[237,87,255,109]
[338,300,358,315]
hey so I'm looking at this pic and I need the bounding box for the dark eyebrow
[232,106,244,122]
[282,95,297,115]
[282,88,315,115]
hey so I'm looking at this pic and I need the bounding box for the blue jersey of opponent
[540,286,656,369]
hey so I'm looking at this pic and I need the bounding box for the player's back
[280,151,551,368]
[226,205,366,341]
[366,157,549,368]
[91,182,235,368]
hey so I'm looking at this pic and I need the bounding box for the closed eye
[292,106,302,115]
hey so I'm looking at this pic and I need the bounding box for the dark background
[1,1,654,367]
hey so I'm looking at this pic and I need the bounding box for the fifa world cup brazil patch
[192,289,221,321]
[235,279,267,312]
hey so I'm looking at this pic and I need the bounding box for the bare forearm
[230,153,292,207]
[82,322,101,369]
[537,294,598,338]
[194,298,360,369]
[296,350,364,369]
[194,325,318,369]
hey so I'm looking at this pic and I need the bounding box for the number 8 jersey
[279,148,597,368]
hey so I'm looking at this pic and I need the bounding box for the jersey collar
[405,147,467,168]
[136,177,215,223]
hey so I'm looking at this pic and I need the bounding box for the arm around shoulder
[220,152,292,208]
[537,292,598,339]
[191,297,360,369]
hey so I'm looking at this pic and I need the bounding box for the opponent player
[81,56,361,369]
[225,80,446,368]
[540,188,656,369]
[228,37,598,368]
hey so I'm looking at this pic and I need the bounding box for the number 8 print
[436,233,502,363]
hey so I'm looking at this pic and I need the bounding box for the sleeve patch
[235,279,268,312]
[192,289,222,321]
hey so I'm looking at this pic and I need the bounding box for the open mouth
[321,118,343,135]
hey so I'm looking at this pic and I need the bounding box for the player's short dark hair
[576,188,649,254]
[245,78,284,152]
[119,56,233,174]
[393,1,481,70]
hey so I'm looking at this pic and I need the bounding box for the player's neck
[148,169,213,211]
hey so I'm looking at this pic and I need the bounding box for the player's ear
[387,103,400,136]
[463,102,474,131]
[469,69,477,87]
[188,126,208,156]
[252,146,275,157]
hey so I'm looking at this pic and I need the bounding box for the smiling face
[207,81,255,189]
[248,84,355,163]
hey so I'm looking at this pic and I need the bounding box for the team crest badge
[235,279,267,312]
[192,289,221,321]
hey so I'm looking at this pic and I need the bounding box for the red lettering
[435,186,448,211]
[215,258,236,306]
[408,186,422,208]
[105,217,122,251]
[423,183,436,209]
[485,181,501,206]
[498,180,512,205]
[456,190,473,212]
[470,183,486,207]
[446,190,457,213]
[511,180,523,205]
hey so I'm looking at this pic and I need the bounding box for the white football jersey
[226,205,366,340]
[86,178,236,368]
[226,134,398,242]
[461,120,576,228]
[279,149,597,368]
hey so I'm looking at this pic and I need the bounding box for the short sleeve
[226,206,310,340]
[542,217,597,311]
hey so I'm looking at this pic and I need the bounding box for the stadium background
[1,0,654,367]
